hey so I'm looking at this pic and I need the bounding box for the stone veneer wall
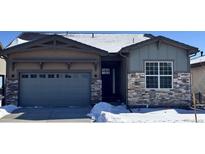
[91,79,102,104]
[128,73,191,107]
[5,79,19,105]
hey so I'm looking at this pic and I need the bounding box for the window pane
[102,68,110,75]
[39,74,46,78]
[145,62,158,75]
[160,62,172,75]
[48,74,55,78]
[65,74,72,78]
[146,76,158,88]
[22,74,29,78]
[30,74,37,78]
[160,76,172,88]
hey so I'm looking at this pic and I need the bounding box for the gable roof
[62,33,151,53]
[3,32,199,55]
[120,36,199,54]
[5,32,152,53]
[2,34,108,56]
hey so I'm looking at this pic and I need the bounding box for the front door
[102,68,113,97]
[101,62,121,102]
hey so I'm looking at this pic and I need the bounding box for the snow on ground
[0,105,18,119]
[87,102,130,121]
[88,102,205,123]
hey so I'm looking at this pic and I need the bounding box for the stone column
[91,79,102,104]
[5,79,19,105]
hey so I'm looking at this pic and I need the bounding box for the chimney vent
[92,33,94,38]
[201,51,203,56]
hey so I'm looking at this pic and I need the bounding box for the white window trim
[145,61,173,90]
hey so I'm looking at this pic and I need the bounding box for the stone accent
[128,73,191,107]
[5,79,19,105]
[91,79,102,104]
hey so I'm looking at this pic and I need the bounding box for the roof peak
[8,32,151,52]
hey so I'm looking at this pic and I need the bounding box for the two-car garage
[19,72,91,107]
[3,34,105,107]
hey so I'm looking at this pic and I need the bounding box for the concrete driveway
[0,106,92,122]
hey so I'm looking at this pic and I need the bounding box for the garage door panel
[20,72,91,107]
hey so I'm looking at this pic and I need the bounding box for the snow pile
[97,111,136,122]
[87,102,129,121]
[89,102,205,123]
[0,105,18,119]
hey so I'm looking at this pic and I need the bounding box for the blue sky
[0,31,204,58]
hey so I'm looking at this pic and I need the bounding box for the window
[48,74,55,78]
[22,74,29,78]
[145,61,173,89]
[102,68,110,75]
[39,74,46,78]
[65,74,72,78]
[30,74,37,78]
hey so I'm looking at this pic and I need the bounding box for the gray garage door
[19,72,91,107]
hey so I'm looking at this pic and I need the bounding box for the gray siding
[128,42,189,72]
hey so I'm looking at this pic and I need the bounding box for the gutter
[189,48,201,58]
[189,53,197,58]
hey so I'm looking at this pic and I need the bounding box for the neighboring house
[191,55,205,95]
[0,32,199,107]
[0,43,6,103]
[0,43,6,77]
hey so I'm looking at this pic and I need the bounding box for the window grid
[145,61,173,89]
[102,68,110,75]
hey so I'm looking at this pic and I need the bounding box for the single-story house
[0,32,199,107]
[191,55,205,102]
